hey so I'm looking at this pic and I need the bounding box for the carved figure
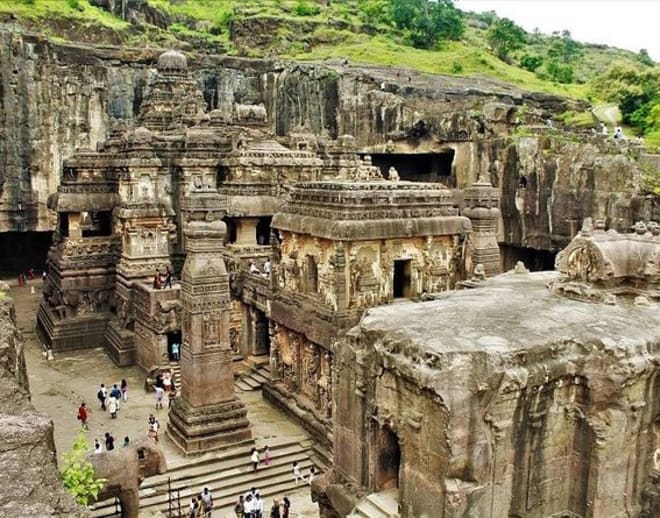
[87,439,167,518]
[388,166,400,182]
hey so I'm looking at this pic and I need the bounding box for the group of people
[154,369,177,409]
[97,380,129,418]
[94,433,130,452]
[16,267,38,286]
[248,259,271,278]
[233,488,291,518]
[153,266,174,289]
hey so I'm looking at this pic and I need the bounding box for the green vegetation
[60,430,106,505]
[1,0,658,141]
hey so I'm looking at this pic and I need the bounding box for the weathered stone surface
[0,298,89,517]
[325,272,660,517]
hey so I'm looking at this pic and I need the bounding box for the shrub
[545,59,575,84]
[486,17,525,61]
[520,53,543,72]
[60,431,106,505]
[450,61,463,73]
[293,1,321,17]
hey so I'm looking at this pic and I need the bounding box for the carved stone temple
[30,48,660,516]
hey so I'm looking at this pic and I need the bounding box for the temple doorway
[257,217,272,245]
[375,425,401,491]
[0,231,53,276]
[366,151,455,186]
[167,331,181,362]
[393,259,412,298]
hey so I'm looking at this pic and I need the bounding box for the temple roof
[157,49,188,72]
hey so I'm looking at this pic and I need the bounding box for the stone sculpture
[87,439,166,518]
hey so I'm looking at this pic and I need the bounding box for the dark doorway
[500,245,557,272]
[0,231,53,276]
[393,259,412,298]
[305,255,318,293]
[375,426,401,491]
[167,331,182,362]
[254,308,271,356]
[81,211,113,237]
[257,217,272,245]
[223,217,237,244]
[366,151,455,186]
[216,165,229,187]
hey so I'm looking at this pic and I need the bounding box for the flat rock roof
[357,272,660,355]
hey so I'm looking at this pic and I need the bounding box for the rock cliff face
[0,30,656,257]
[0,292,90,516]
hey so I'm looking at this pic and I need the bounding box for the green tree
[520,53,543,72]
[547,30,582,64]
[487,17,526,61]
[60,431,107,506]
[637,48,654,67]
[390,0,464,49]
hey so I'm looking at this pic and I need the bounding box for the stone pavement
[7,279,320,517]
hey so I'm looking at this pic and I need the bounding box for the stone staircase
[236,364,271,392]
[348,489,400,518]
[90,437,316,517]
[166,362,181,390]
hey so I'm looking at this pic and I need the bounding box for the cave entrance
[167,331,182,362]
[257,216,272,246]
[222,217,237,244]
[375,425,401,491]
[365,151,455,186]
[393,259,412,299]
[500,245,557,272]
[0,231,53,276]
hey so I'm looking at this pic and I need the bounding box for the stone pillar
[462,180,502,277]
[68,213,82,239]
[236,218,258,245]
[167,219,251,454]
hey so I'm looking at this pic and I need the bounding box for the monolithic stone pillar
[462,180,502,277]
[235,218,258,245]
[167,219,251,454]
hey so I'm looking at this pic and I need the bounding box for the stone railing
[50,236,120,267]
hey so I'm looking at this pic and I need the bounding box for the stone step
[235,379,255,391]
[348,490,400,518]
[251,369,271,384]
[91,439,317,517]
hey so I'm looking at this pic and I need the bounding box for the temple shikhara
[1,47,655,517]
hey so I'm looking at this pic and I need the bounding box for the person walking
[200,487,213,518]
[244,495,255,518]
[122,436,130,448]
[108,395,118,419]
[262,445,271,466]
[189,496,200,518]
[155,385,165,410]
[110,384,122,410]
[77,402,88,430]
[292,461,303,484]
[164,266,173,289]
[234,495,245,518]
[251,447,260,472]
[254,493,264,518]
[171,341,180,361]
[149,416,160,443]
[120,378,128,402]
[97,383,107,411]
[94,440,102,454]
[308,465,317,485]
[270,499,281,518]
[168,386,177,408]
[104,432,115,451]
[282,496,291,518]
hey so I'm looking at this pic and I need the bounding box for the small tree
[60,430,107,506]
[487,17,526,61]
[390,0,464,49]
[520,53,543,72]
[637,48,654,67]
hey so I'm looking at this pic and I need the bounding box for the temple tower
[167,217,252,454]
[462,180,502,276]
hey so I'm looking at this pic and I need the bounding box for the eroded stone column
[167,219,251,454]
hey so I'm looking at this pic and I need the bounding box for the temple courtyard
[8,277,320,518]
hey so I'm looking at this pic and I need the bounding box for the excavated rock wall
[0,30,655,254]
[0,293,90,516]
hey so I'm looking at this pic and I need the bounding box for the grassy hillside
[0,0,655,104]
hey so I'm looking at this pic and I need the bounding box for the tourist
[292,461,303,484]
[155,384,165,410]
[76,402,88,430]
[244,494,255,518]
[110,384,122,408]
[263,259,271,277]
[262,445,271,466]
[41,270,47,282]
[121,378,128,402]
[251,447,260,472]
[270,499,281,518]
[189,496,200,518]
[27,267,35,280]
[282,496,291,518]
[308,465,316,485]
[200,487,213,518]
[153,269,162,289]
[105,432,115,451]
[249,260,259,274]
[254,493,264,518]
[108,395,118,419]
[234,495,245,517]
[149,416,160,443]
[94,440,102,454]
[163,371,172,392]
[168,386,177,407]
[155,371,164,389]
[614,126,624,140]
[601,122,608,135]
[122,436,130,448]
[97,383,107,411]
[163,266,173,289]
[171,342,180,361]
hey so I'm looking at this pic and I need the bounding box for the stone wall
[0,292,90,516]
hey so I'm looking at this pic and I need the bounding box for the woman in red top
[77,402,88,430]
